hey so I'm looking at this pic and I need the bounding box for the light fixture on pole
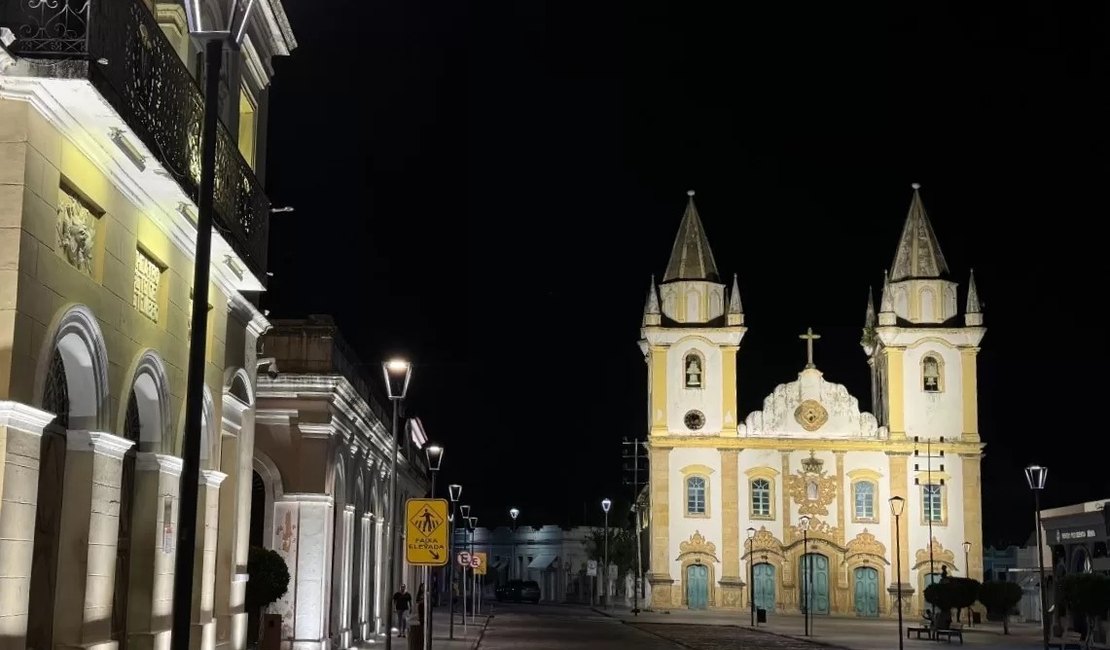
[172,3,258,648]
[1025,464,1050,650]
[509,508,520,580]
[747,527,756,627]
[889,496,906,650]
[448,484,462,640]
[601,498,612,608]
[799,516,810,637]
[382,359,412,650]
[458,504,470,629]
[421,443,443,650]
[468,516,478,621]
[962,541,971,576]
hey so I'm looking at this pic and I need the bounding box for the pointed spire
[662,190,720,283]
[965,268,981,313]
[728,273,743,314]
[727,273,744,326]
[878,270,896,326]
[890,183,950,281]
[864,287,876,328]
[643,276,661,326]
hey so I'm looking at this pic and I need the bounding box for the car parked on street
[494,579,541,604]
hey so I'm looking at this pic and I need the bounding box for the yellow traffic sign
[473,552,487,576]
[405,498,449,566]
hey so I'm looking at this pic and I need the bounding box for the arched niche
[34,304,110,430]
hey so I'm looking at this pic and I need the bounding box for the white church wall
[902,341,963,441]
[840,451,891,549]
[669,447,724,578]
[667,337,724,433]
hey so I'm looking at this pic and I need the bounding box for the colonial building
[458,525,594,603]
[0,1,294,648]
[253,316,431,649]
[641,187,986,617]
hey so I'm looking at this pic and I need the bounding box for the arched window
[922,355,942,392]
[684,353,703,389]
[686,476,707,516]
[854,481,876,521]
[42,350,70,428]
[752,479,771,518]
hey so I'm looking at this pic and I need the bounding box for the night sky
[262,1,1107,546]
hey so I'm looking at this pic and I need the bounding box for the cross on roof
[799,327,821,369]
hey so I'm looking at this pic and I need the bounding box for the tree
[248,546,291,641]
[585,527,637,576]
[977,581,1023,634]
[1059,573,1110,648]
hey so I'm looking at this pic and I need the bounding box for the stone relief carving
[738,372,887,439]
[57,190,96,273]
[788,452,837,516]
[789,517,839,543]
[913,537,956,570]
[677,530,718,561]
[747,526,784,558]
[846,529,888,562]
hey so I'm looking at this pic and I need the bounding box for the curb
[603,612,851,650]
[471,615,492,649]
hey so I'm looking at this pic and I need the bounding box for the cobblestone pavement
[630,623,831,649]
[478,603,683,649]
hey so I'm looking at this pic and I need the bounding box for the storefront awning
[527,555,557,570]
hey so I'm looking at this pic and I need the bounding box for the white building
[641,187,986,617]
[458,525,594,603]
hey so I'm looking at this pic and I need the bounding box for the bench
[934,626,963,644]
[1048,632,1083,650]
[906,625,932,639]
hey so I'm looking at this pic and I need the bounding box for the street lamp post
[601,498,612,609]
[459,505,470,632]
[423,445,444,650]
[962,540,972,626]
[747,527,756,627]
[382,360,413,650]
[890,496,906,650]
[509,508,520,581]
[172,4,257,648]
[1025,465,1050,650]
[799,516,810,637]
[468,517,478,618]
[448,485,462,640]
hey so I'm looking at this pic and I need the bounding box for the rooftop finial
[687,189,695,197]
[911,182,921,190]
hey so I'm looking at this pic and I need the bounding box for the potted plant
[247,546,291,650]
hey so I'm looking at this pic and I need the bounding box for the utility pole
[914,435,946,604]
[622,438,649,614]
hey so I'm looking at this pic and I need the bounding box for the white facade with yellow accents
[641,187,985,618]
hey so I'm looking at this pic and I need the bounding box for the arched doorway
[247,470,267,644]
[686,564,709,609]
[800,554,830,615]
[753,563,776,611]
[853,566,879,617]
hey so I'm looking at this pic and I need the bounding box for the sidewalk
[593,606,1050,649]
[355,607,489,650]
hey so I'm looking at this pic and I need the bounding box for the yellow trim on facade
[850,476,881,524]
[961,454,984,582]
[680,464,715,476]
[651,435,980,454]
[683,474,711,519]
[913,471,951,484]
[847,468,883,481]
[720,449,741,583]
[885,348,906,438]
[918,482,949,527]
[746,466,778,521]
[888,453,910,585]
[650,446,672,582]
[960,348,980,441]
[650,346,668,436]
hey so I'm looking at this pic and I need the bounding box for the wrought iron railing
[1,0,270,277]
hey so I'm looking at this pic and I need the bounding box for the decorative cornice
[0,401,55,435]
[0,79,263,296]
[298,423,334,439]
[199,469,228,488]
[227,291,271,338]
[279,493,333,504]
[67,430,135,460]
[136,452,184,476]
[255,409,297,425]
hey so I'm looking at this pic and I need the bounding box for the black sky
[262,0,1108,546]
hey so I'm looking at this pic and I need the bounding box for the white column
[0,402,54,648]
[373,518,385,635]
[51,431,136,648]
[271,494,333,650]
[359,514,372,638]
[126,453,184,650]
[336,504,355,649]
[191,470,228,650]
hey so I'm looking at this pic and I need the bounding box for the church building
[640,187,985,617]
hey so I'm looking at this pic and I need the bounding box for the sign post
[406,499,449,650]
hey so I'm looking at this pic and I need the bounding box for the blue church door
[854,566,879,617]
[753,563,776,611]
[686,564,709,610]
[800,554,830,615]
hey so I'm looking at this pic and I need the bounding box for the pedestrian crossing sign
[405,498,449,566]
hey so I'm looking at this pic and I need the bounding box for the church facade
[641,187,985,618]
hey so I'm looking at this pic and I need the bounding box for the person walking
[416,583,426,626]
[392,584,412,637]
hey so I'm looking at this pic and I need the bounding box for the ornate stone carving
[748,526,784,557]
[789,517,839,543]
[794,399,828,431]
[914,537,956,570]
[57,189,96,273]
[738,371,887,439]
[788,451,837,515]
[678,530,718,561]
[846,529,888,562]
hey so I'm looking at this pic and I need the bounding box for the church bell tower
[640,191,747,438]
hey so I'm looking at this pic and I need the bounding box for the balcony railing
[1,0,269,277]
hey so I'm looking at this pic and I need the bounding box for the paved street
[477,603,824,649]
